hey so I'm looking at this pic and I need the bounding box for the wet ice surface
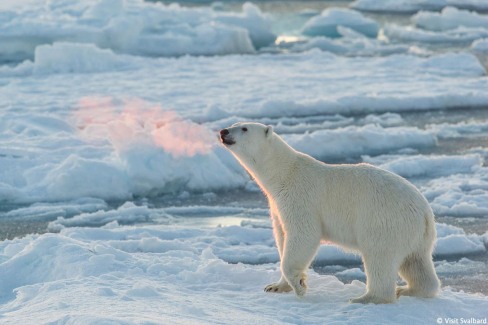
[1,0,488,323]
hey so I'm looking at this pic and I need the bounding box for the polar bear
[219,122,440,304]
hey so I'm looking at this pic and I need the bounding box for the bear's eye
[242,127,248,132]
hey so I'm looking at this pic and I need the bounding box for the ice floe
[351,0,488,13]
[0,221,486,323]
[301,8,379,38]
[0,0,274,63]
[43,203,488,261]
[413,7,488,32]
[363,154,483,178]
[0,1,487,323]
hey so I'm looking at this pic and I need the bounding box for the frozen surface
[473,39,488,52]
[351,0,488,13]
[385,24,488,44]
[363,154,483,178]
[382,7,488,49]
[289,27,409,56]
[435,257,486,274]
[44,203,488,261]
[429,120,488,139]
[301,8,379,38]
[33,42,134,75]
[363,152,488,218]
[0,1,487,322]
[1,50,487,204]
[472,38,488,70]
[0,222,487,324]
[285,124,436,160]
[413,7,488,32]
[2,198,108,221]
[0,0,275,63]
[435,223,487,256]
[423,167,488,217]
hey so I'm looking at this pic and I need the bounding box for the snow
[44,203,488,263]
[33,42,133,74]
[301,8,379,38]
[435,223,486,256]
[429,120,488,139]
[0,95,249,203]
[473,39,488,52]
[380,7,488,51]
[0,222,486,324]
[285,124,436,160]
[351,0,488,13]
[1,50,487,203]
[336,268,366,279]
[363,154,483,178]
[472,39,488,71]
[385,24,488,44]
[3,198,108,221]
[413,7,488,32]
[214,2,276,49]
[362,152,488,218]
[289,27,409,56]
[0,0,275,63]
[379,5,488,45]
[436,234,486,256]
[0,1,487,322]
[435,258,486,274]
[423,168,488,217]
[48,202,171,230]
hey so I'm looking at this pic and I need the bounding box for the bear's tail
[423,211,437,254]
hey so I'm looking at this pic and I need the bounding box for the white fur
[220,122,440,304]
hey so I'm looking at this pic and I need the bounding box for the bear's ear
[265,125,273,137]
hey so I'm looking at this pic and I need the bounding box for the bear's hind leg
[397,252,440,298]
[351,254,398,304]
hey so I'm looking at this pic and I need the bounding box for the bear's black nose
[220,129,229,136]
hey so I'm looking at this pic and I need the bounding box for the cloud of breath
[74,96,214,158]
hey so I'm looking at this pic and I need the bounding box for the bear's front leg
[280,223,321,297]
[264,276,293,293]
[264,210,293,293]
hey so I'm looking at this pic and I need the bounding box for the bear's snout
[219,129,235,145]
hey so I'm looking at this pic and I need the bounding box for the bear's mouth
[221,136,235,146]
[220,133,235,146]
[219,129,235,146]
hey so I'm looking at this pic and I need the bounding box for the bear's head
[219,122,273,168]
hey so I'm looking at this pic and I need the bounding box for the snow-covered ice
[362,154,483,178]
[424,168,488,218]
[472,38,488,70]
[2,49,487,203]
[44,204,488,261]
[351,0,488,13]
[0,222,487,324]
[413,7,488,32]
[379,6,488,48]
[301,8,379,38]
[385,24,488,45]
[289,27,409,57]
[0,0,274,63]
[285,124,436,160]
[1,0,487,323]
